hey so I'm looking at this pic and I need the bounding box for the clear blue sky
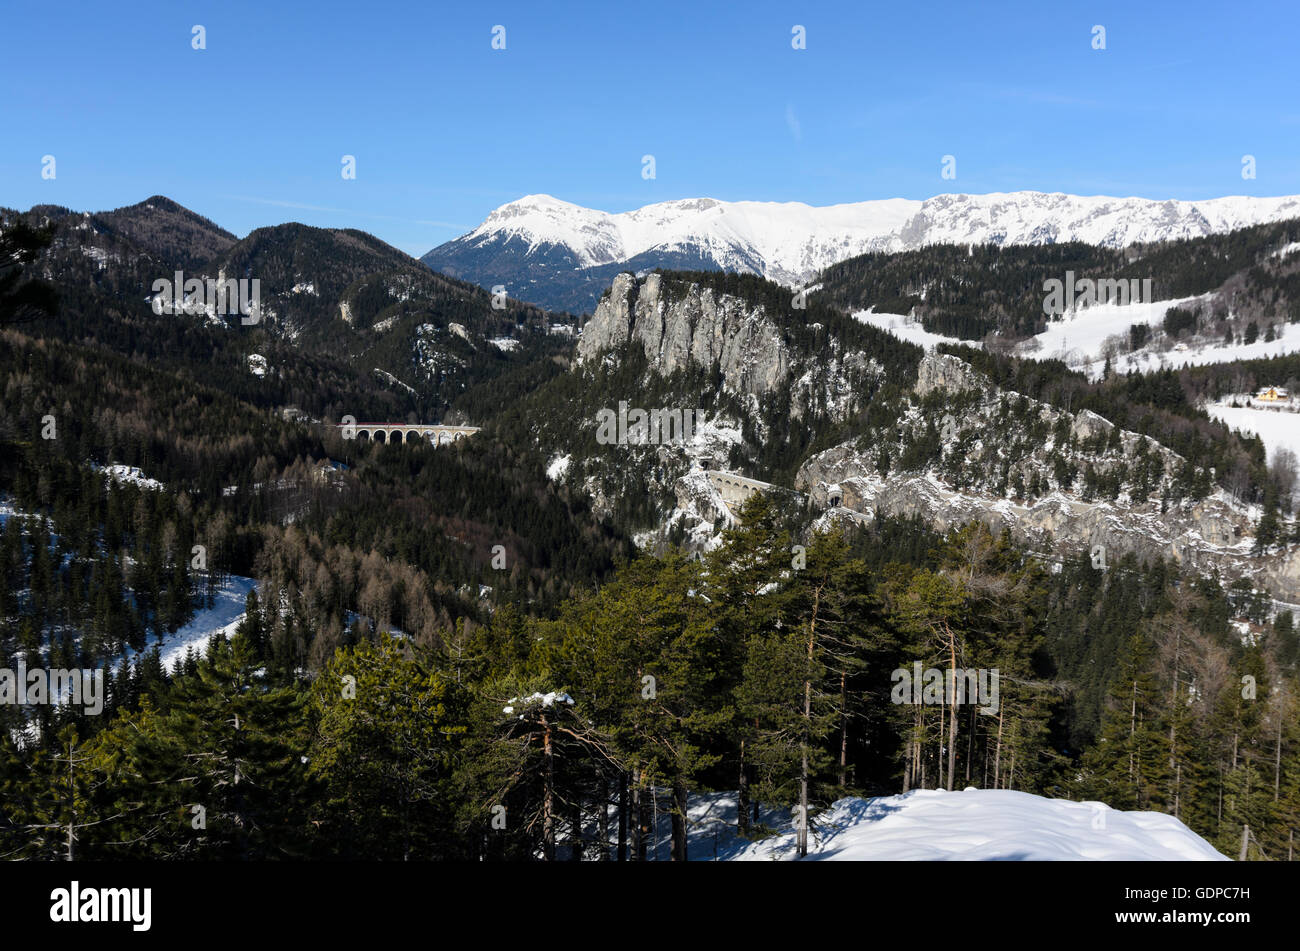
[4,0,1298,256]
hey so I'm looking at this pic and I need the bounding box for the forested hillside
[4,502,1296,861]
[814,218,1300,340]
[3,197,570,423]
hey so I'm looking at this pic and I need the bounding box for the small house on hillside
[1256,386,1289,402]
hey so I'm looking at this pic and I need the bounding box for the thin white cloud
[785,104,802,141]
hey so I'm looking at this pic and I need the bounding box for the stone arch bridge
[337,422,480,445]
[703,469,803,516]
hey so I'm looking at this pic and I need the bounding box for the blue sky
[4,0,1298,256]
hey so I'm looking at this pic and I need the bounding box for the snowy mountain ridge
[453,190,1300,286]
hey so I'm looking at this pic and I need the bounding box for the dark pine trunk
[671,782,689,861]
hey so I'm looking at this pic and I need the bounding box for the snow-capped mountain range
[421,191,1300,313]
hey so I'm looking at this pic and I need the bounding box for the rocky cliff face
[577,272,877,419]
[797,352,1300,600]
[578,272,791,397]
[913,351,988,396]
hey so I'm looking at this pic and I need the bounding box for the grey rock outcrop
[797,352,1297,600]
[914,351,986,396]
[578,271,790,399]
[576,272,879,421]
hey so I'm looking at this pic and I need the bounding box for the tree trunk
[670,782,689,861]
[937,686,946,789]
[570,795,583,862]
[965,706,975,784]
[598,776,610,861]
[993,697,1005,788]
[65,737,75,862]
[799,601,817,858]
[945,621,958,791]
[737,741,750,837]
[1128,680,1137,786]
[1168,628,1182,811]
[542,714,555,862]
[630,770,642,861]
[635,777,649,862]
[617,773,628,862]
[1275,707,1284,802]
[838,670,848,788]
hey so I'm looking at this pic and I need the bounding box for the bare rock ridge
[798,352,1300,600]
[576,271,876,420]
[578,272,791,397]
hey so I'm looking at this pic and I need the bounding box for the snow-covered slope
[118,575,257,673]
[432,191,1300,290]
[726,788,1228,861]
[1206,402,1300,464]
[853,308,978,351]
[620,788,1227,861]
[996,294,1300,380]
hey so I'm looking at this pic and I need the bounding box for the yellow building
[1256,386,1289,402]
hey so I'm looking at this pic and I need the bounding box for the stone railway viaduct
[703,469,802,516]
[336,422,480,445]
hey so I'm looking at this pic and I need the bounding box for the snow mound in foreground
[731,788,1227,861]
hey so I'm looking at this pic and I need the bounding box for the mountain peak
[425,190,1300,314]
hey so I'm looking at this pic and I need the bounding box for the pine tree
[308,634,467,859]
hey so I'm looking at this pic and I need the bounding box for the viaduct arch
[337,423,481,446]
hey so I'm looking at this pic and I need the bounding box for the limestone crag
[579,272,789,396]
[577,272,876,419]
[796,352,1299,599]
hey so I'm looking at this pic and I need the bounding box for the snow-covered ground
[1206,402,1300,463]
[489,337,520,352]
[633,788,1226,861]
[95,463,165,491]
[118,575,257,673]
[853,309,976,351]
[1009,293,1300,380]
[545,453,571,481]
[850,296,1300,382]
[733,788,1226,861]
[1018,294,1204,369]
[1088,322,1300,380]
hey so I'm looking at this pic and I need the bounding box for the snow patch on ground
[1016,294,1203,377]
[1088,321,1300,379]
[546,454,571,481]
[1011,293,1300,379]
[728,788,1227,861]
[853,309,979,351]
[489,337,520,352]
[593,788,1225,861]
[247,353,268,377]
[94,463,164,492]
[119,575,258,673]
[1206,402,1300,463]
